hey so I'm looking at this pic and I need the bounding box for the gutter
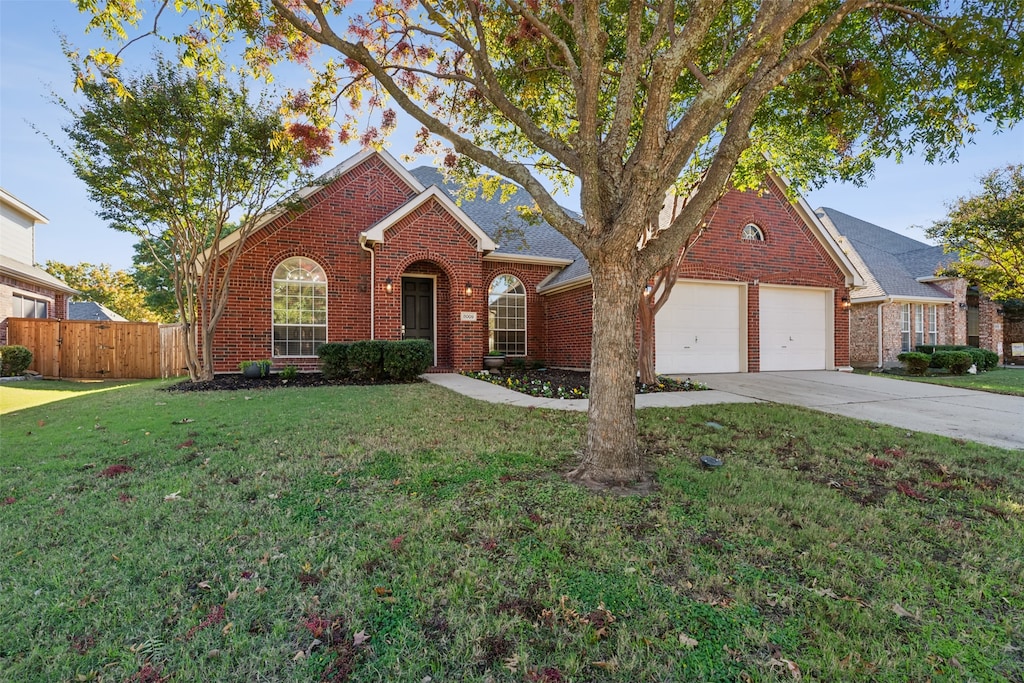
[359,235,375,340]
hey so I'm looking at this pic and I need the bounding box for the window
[914,304,924,347]
[900,303,911,352]
[741,223,764,241]
[927,305,938,345]
[488,274,526,355]
[272,257,326,357]
[12,293,47,318]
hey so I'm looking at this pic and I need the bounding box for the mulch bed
[165,368,705,398]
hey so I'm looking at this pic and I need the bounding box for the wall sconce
[959,302,968,310]
[464,283,473,297]
[644,284,653,297]
[384,277,393,294]
[840,296,851,310]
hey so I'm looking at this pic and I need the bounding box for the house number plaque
[460,312,477,322]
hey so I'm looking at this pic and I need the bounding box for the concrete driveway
[686,371,1024,451]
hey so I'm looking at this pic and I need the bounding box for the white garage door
[760,287,831,371]
[656,282,743,374]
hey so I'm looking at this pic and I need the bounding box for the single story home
[816,207,1004,367]
[209,150,863,374]
[0,188,77,346]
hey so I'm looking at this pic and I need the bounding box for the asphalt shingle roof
[408,168,588,283]
[68,301,128,321]
[816,207,955,300]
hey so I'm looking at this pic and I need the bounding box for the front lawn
[1,380,1021,682]
[863,367,1024,396]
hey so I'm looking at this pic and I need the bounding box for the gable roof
[361,185,498,252]
[816,207,956,301]
[408,167,582,264]
[68,301,128,321]
[0,188,49,225]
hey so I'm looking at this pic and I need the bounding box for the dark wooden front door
[402,277,434,344]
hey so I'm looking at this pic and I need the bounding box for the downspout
[359,236,375,340]
[877,297,894,368]
[877,302,884,368]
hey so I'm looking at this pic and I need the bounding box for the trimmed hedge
[897,351,931,376]
[317,342,351,379]
[347,340,389,381]
[917,345,998,371]
[932,350,973,375]
[0,345,33,377]
[383,339,433,381]
[320,339,433,382]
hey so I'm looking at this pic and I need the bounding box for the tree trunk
[568,259,646,486]
[637,293,657,385]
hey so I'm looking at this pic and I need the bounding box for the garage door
[656,282,743,374]
[760,287,830,371]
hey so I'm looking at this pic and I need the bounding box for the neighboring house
[68,301,129,322]
[0,188,77,345]
[817,207,1004,368]
[208,149,862,375]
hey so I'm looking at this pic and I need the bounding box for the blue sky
[2,0,1022,272]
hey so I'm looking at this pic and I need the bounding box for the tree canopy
[43,260,173,322]
[76,0,1024,486]
[926,164,1024,302]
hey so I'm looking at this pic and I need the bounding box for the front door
[402,277,434,345]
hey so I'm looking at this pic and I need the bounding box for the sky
[2,0,1022,273]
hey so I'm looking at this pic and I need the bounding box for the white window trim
[741,223,765,241]
[272,257,328,358]
[900,303,911,352]
[488,274,528,356]
[914,304,924,348]
[928,305,938,345]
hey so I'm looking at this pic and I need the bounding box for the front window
[488,274,526,355]
[272,257,327,357]
[12,293,47,318]
[900,304,911,352]
[928,305,938,345]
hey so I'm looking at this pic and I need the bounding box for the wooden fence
[7,318,188,379]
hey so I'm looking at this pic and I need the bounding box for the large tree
[926,164,1024,301]
[54,55,325,381]
[79,0,1022,485]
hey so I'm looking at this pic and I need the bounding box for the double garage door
[655,282,831,374]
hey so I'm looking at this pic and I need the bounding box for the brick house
[208,150,862,374]
[0,188,77,346]
[817,207,1004,368]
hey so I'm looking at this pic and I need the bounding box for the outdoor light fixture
[384,277,393,294]
[959,302,968,310]
[465,283,473,297]
[644,284,653,296]
[840,296,851,309]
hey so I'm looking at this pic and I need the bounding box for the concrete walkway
[424,371,1024,451]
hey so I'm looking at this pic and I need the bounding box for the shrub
[348,340,387,381]
[932,350,973,375]
[978,348,999,370]
[0,345,33,376]
[280,365,299,380]
[383,339,432,380]
[897,351,931,376]
[317,343,351,379]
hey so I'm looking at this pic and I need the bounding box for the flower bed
[463,367,706,399]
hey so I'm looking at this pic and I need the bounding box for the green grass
[1,380,1021,682]
[0,379,141,413]
[862,368,1024,396]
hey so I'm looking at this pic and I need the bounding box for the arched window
[741,223,765,241]
[488,274,526,355]
[272,257,327,357]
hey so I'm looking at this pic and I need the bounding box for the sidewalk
[422,373,759,412]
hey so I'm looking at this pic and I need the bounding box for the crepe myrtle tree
[53,55,329,381]
[78,0,1022,487]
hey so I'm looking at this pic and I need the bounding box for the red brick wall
[542,286,594,369]
[212,155,418,373]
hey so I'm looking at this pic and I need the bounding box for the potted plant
[483,350,506,372]
[240,359,272,378]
